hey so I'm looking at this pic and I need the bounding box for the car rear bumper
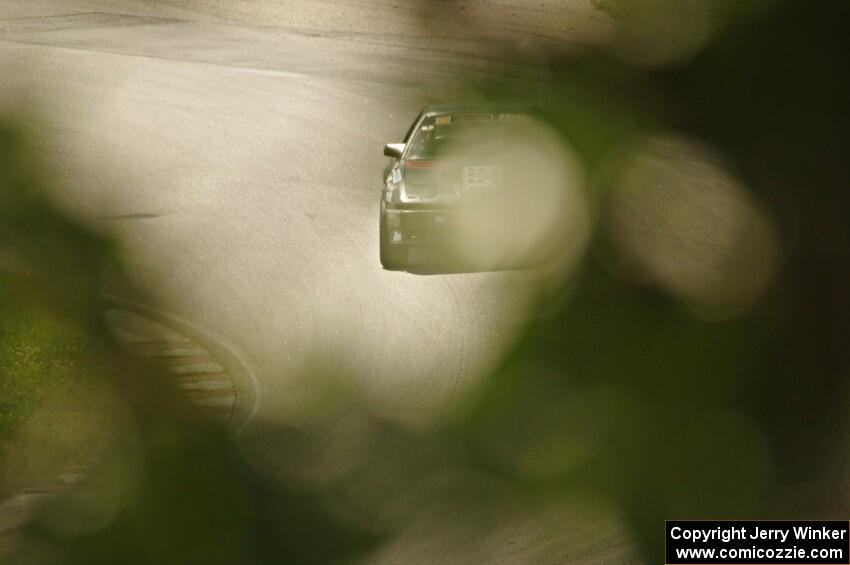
[384,208,464,246]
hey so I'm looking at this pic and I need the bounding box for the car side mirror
[383,143,405,159]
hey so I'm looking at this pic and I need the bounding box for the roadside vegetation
[0,123,116,501]
[0,275,101,498]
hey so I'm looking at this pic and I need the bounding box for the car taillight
[402,160,460,200]
[404,160,441,169]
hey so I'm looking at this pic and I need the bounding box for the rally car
[379,103,537,269]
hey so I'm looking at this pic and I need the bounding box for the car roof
[422,102,538,116]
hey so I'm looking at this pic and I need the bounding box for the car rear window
[405,113,533,160]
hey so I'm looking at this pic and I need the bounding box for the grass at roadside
[0,273,109,499]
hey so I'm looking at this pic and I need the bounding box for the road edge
[101,294,263,433]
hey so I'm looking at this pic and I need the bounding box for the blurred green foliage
[0,121,115,500]
[452,0,850,560]
[0,121,379,564]
[2,1,850,563]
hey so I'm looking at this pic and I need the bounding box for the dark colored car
[379,103,536,269]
